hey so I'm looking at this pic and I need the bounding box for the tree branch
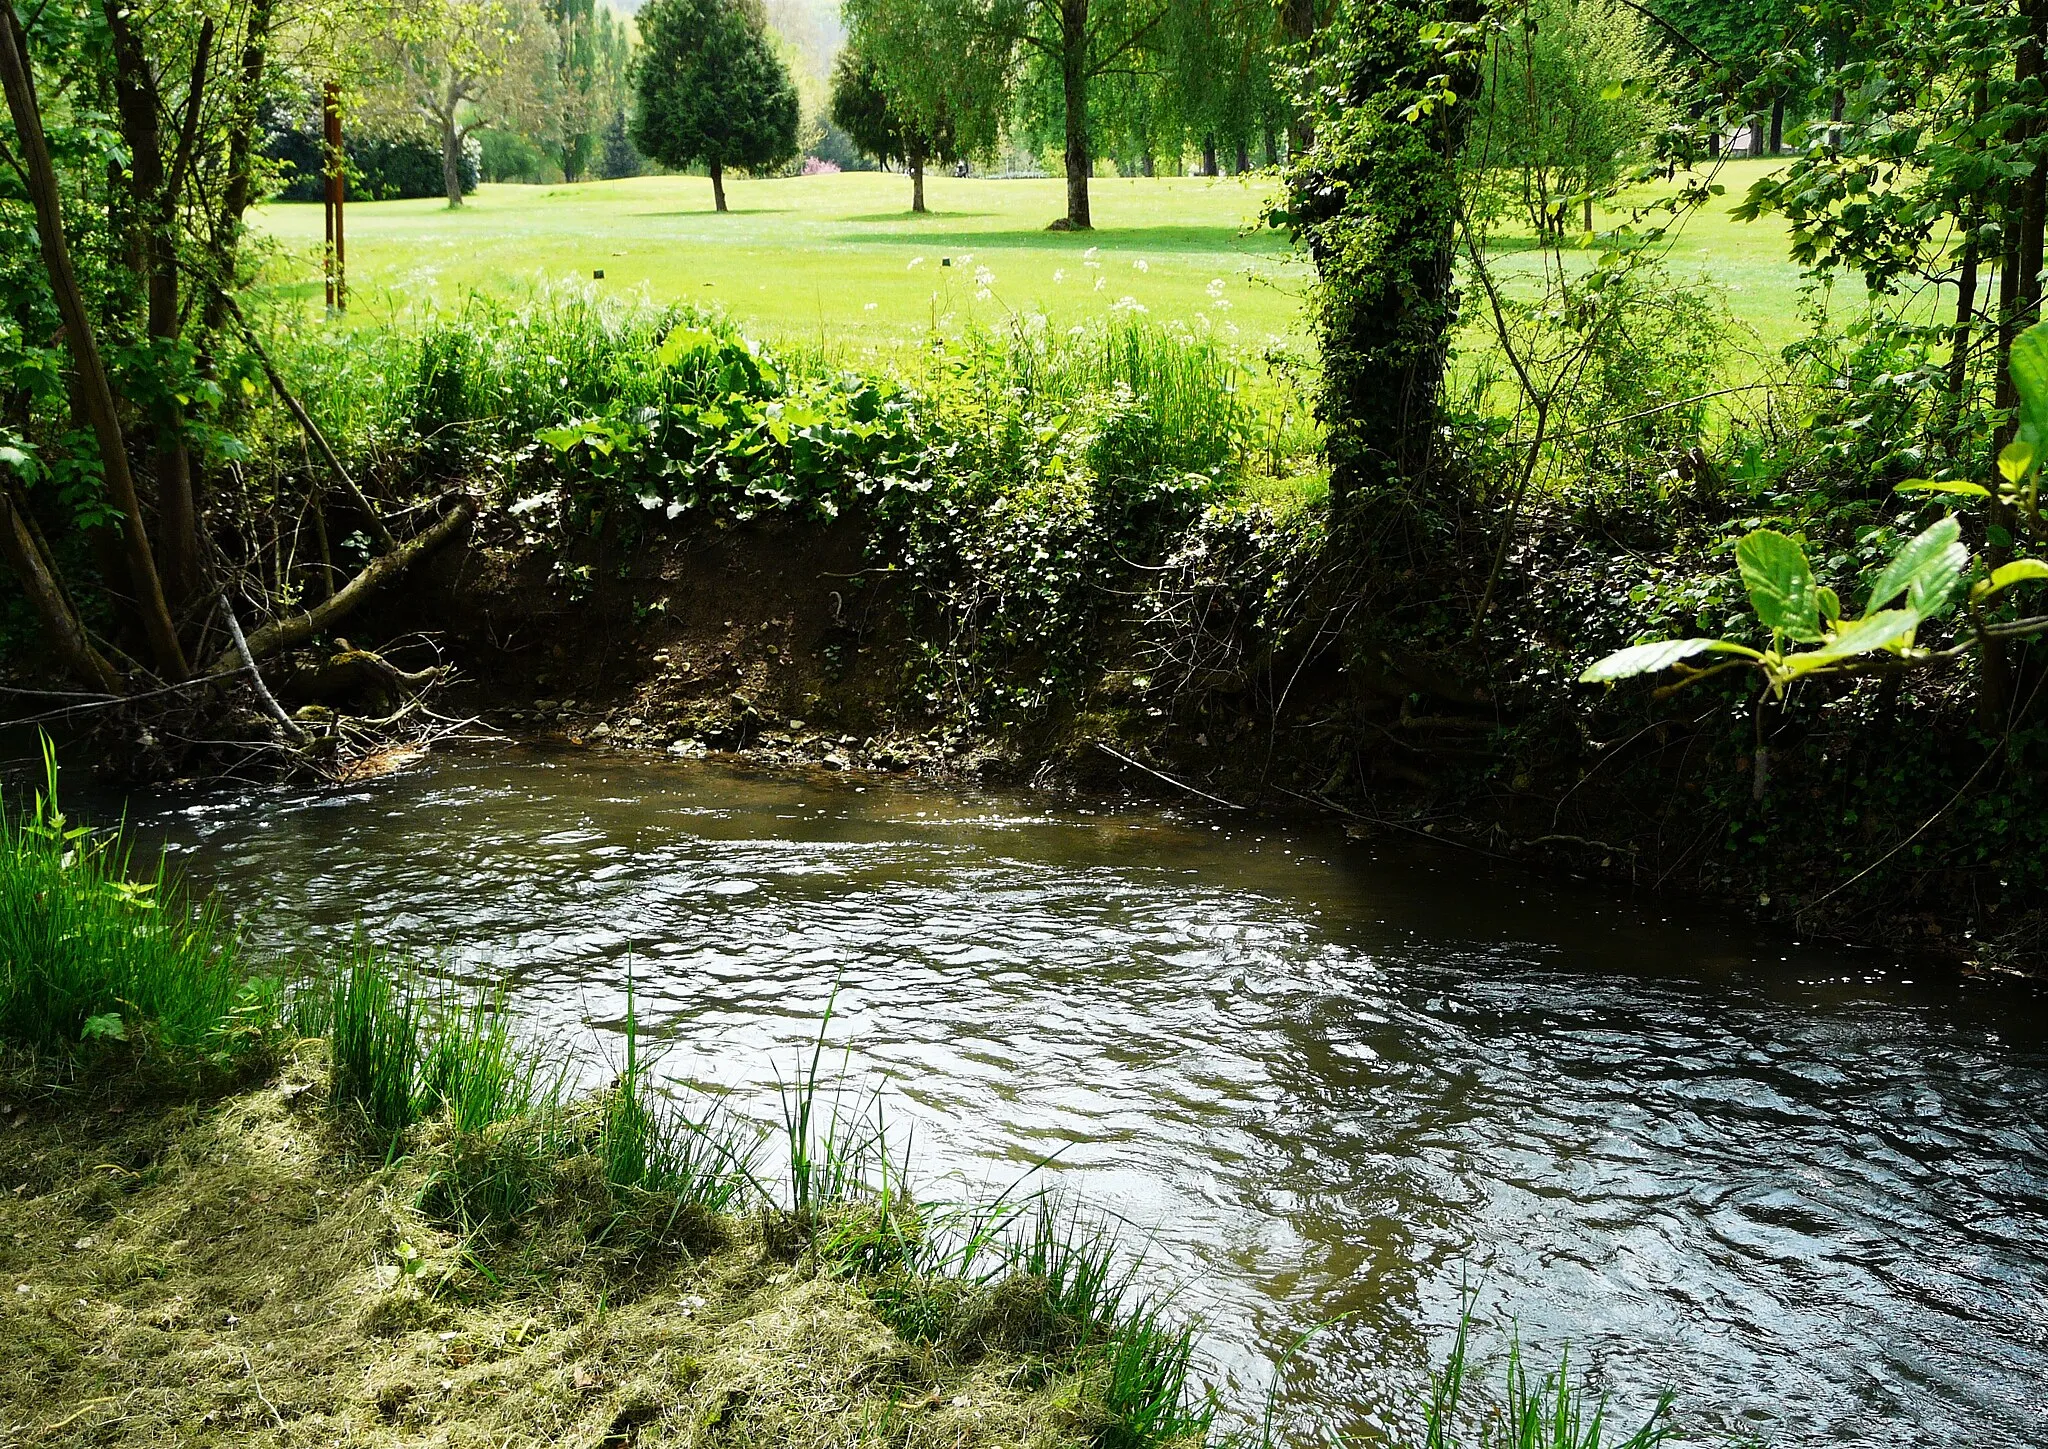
[211,497,474,669]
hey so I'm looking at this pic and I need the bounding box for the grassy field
[252,161,1821,358]
[254,170,1307,349]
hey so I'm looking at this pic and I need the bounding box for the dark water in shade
[121,747,2048,1447]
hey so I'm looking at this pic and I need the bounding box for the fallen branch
[1093,741,1245,810]
[209,497,473,670]
[218,593,306,742]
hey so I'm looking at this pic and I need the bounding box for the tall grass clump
[298,945,561,1153]
[1380,1310,1674,1449]
[0,741,267,1058]
[602,989,758,1211]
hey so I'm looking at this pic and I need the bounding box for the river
[127,747,2048,1447]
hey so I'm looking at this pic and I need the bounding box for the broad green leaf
[1896,479,1991,497]
[1817,586,1841,623]
[1797,609,1921,666]
[536,424,587,452]
[1736,530,1826,641]
[1977,558,2048,598]
[1999,441,2037,484]
[654,327,719,368]
[1865,516,1966,618]
[1578,638,1755,684]
[2010,320,2048,449]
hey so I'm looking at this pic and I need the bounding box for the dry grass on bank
[0,1048,1128,1449]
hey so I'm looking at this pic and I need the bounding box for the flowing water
[126,747,2047,1446]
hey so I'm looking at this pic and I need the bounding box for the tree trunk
[1236,137,1250,175]
[1283,0,1317,152]
[0,1,187,681]
[103,0,204,608]
[911,155,925,213]
[1142,150,1154,178]
[0,481,123,695]
[202,0,273,337]
[1058,0,1091,229]
[1264,125,1278,168]
[441,114,465,207]
[1769,96,1784,155]
[1202,133,1219,176]
[710,161,728,212]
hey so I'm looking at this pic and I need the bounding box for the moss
[0,1050,1131,1448]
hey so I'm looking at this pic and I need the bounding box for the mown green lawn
[252,160,1830,364]
[253,170,1306,350]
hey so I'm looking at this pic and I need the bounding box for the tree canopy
[632,0,801,212]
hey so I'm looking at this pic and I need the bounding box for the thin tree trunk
[1769,96,1784,155]
[1236,137,1250,174]
[103,0,205,607]
[911,155,925,213]
[1202,133,1219,176]
[1142,150,1154,177]
[1264,125,1278,168]
[710,161,728,212]
[1058,0,1091,229]
[441,113,465,207]
[0,2,187,680]
[203,0,274,337]
[1945,229,1982,432]
[0,482,123,694]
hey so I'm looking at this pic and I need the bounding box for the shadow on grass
[821,224,1289,254]
[636,207,799,219]
[837,210,1003,224]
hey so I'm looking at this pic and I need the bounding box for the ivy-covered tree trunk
[1283,0,1480,519]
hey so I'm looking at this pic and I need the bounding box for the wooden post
[322,81,345,312]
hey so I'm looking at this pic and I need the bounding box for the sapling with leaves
[1581,320,2048,697]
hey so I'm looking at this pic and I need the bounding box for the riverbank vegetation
[5,5,2048,949]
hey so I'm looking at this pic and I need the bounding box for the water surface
[129,748,2048,1446]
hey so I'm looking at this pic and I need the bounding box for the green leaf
[1736,530,1826,641]
[1896,479,1991,497]
[81,1012,126,1042]
[1999,441,2037,485]
[1977,558,2048,598]
[2010,320,2048,449]
[1817,586,1841,623]
[536,424,587,452]
[1865,516,1967,618]
[1578,638,1755,684]
[1797,609,1921,666]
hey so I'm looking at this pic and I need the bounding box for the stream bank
[344,500,2041,976]
[0,1049,1158,1449]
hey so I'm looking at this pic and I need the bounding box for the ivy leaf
[1578,638,1755,684]
[1864,515,1967,618]
[1736,530,1826,641]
